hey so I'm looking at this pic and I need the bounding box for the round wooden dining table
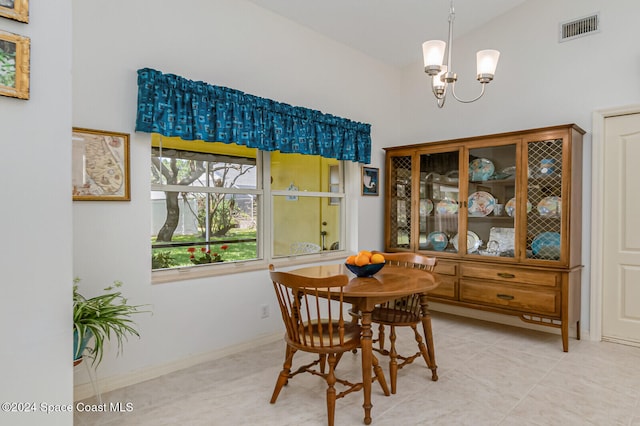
[286,263,440,425]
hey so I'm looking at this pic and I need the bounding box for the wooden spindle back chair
[268,265,389,426]
[370,252,439,393]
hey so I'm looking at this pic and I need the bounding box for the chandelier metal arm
[450,82,487,104]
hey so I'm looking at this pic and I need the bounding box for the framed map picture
[72,128,130,201]
[0,0,29,23]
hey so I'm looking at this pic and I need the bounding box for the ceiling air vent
[559,13,600,42]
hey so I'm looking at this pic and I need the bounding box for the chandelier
[422,0,500,108]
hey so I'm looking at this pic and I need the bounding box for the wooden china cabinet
[383,124,584,351]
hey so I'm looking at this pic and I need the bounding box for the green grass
[152,228,257,268]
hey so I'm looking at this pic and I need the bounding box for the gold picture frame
[0,30,29,99]
[361,166,379,196]
[72,128,131,201]
[0,0,29,23]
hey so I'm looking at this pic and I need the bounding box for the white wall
[71,0,401,389]
[0,1,73,425]
[398,0,640,332]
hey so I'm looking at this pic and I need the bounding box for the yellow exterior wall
[271,152,340,255]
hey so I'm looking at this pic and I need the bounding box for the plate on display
[436,199,458,215]
[505,197,533,217]
[426,231,448,251]
[488,227,515,252]
[501,166,516,176]
[420,199,433,216]
[451,231,481,253]
[532,232,561,259]
[468,191,496,216]
[537,196,562,218]
[469,158,495,181]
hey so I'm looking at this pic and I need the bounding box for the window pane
[271,151,338,192]
[151,140,260,270]
[272,195,341,256]
[152,191,259,268]
[152,147,257,189]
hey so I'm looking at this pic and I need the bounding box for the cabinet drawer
[434,262,457,276]
[460,279,559,316]
[460,264,559,287]
[429,275,456,299]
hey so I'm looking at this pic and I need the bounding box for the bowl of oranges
[345,251,386,277]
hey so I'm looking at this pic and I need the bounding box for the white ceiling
[247,0,526,68]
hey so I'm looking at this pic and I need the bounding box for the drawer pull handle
[497,273,516,279]
[497,294,514,300]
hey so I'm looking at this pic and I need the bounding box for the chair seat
[372,306,421,326]
[289,320,361,350]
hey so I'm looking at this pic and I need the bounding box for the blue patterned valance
[135,68,371,164]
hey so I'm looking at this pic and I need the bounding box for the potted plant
[73,278,147,367]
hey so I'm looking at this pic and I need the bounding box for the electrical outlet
[261,304,269,319]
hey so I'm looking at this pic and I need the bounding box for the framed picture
[0,0,29,23]
[361,166,379,196]
[0,30,29,99]
[72,128,131,201]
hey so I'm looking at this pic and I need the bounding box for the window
[151,136,345,272]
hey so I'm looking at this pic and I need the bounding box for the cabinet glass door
[525,138,564,261]
[466,144,517,257]
[389,155,412,249]
[419,151,460,253]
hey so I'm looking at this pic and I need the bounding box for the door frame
[590,104,640,342]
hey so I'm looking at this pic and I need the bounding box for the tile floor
[74,312,640,425]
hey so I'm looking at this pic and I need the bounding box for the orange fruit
[355,253,370,266]
[345,255,357,265]
[370,253,385,264]
[358,250,372,259]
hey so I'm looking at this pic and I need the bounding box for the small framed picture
[361,166,379,196]
[0,30,30,99]
[72,128,131,201]
[0,0,29,23]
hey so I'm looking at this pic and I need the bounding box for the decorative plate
[451,231,481,253]
[426,231,448,251]
[501,166,516,176]
[436,199,458,215]
[468,191,496,217]
[420,199,433,216]
[488,227,515,252]
[537,196,562,218]
[469,158,495,181]
[532,232,561,258]
[505,197,533,217]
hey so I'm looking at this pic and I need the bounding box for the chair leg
[371,353,390,396]
[419,295,438,381]
[377,323,386,351]
[389,326,398,394]
[326,353,338,426]
[271,345,295,403]
[319,353,327,374]
[411,324,432,375]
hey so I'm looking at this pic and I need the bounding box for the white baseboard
[74,332,282,401]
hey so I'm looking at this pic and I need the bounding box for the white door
[602,112,640,346]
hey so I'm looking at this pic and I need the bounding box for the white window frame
[152,149,353,284]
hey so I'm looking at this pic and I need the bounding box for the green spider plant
[73,278,147,367]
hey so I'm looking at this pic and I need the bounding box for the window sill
[151,251,349,284]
